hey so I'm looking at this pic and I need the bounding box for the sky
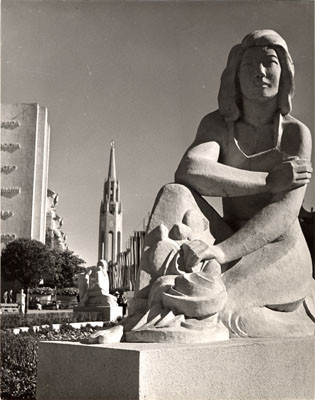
[2,0,314,266]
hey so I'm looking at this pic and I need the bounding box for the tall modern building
[1,103,50,248]
[98,141,123,263]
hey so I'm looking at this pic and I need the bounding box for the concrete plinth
[73,305,122,321]
[37,337,314,400]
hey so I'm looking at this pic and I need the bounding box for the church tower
[98,141,122,263]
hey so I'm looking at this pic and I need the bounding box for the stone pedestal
[37,337,314,400]
[73,305,122,322]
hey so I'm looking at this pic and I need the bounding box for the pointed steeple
[99,140,123,264]
[108,140,116,180]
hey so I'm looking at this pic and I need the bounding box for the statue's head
[218,30,295,121]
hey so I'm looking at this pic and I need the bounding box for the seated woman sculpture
[130,30,314,340]
[76,260,118,307]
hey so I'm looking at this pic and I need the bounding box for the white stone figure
[132,30,315,340]
[93,30,315,344]
[89,260,110,293]
[76,269,91,306]
[8,289,13,303]
[19,289,26,314]
[3,291,8,303]
[76,260,117,308]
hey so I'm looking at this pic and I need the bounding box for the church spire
[108,140,116,180]
[98,141,123,264]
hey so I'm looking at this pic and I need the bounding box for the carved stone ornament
[1,210,14,219]
[1,143,21,152]
[1,233,16,242]
[1,187,21,196]
[1,165,17,174]
[1,121,20,130]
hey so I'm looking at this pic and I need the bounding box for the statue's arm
[215,185,307,263]
[175,112,270,197]
[175,112,311,197]
[214,122,313,264]
[175,145,269,197]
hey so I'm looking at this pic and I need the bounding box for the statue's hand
[180,240,225,272]
[266,157,312,194]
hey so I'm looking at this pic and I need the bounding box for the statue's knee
[155,183,199,208]
[159,183,194,197]
[148,182,212,240]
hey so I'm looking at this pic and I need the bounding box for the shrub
[1,331,38,399]
[1,311,112,330]
[29,287,54,295]
[56,287,79,296]
[1,312,73,330]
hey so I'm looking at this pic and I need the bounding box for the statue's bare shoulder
[193,110,227,146]
[281,115,312,160]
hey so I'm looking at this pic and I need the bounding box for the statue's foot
[124,303,229,343]
[125,320,229,343]
[82,325,124,344]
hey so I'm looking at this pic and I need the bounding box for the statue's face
[238,47,281,103]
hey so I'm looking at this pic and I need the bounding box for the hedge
[56,287,79,296]
[1,331,38,399]
[29,287,54,295]
[1,311,112,330]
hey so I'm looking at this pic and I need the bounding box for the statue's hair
[218,30,295,121]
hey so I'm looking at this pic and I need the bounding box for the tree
[2,239,56,288]
[1,238,56,312]
[45,249,86,288]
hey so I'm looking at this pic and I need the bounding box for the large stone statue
[125,30,315,342]
[97,30,314,344]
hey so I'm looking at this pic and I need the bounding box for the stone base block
[73,305,122,321]
[37,337,314,400]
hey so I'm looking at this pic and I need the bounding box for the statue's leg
[223,301,315,338]
[221,221,314,336]
[135,183,233,299]
[145,183,233,244]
